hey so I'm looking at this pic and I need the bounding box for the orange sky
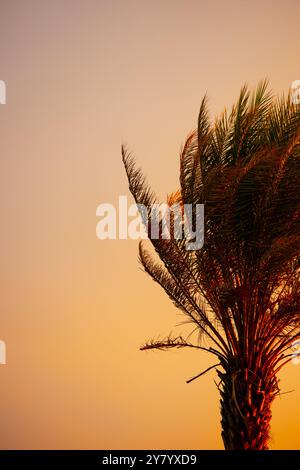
[0,0,300,449]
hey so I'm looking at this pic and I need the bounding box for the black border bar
[0,450,299,466]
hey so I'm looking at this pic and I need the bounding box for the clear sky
[0,0,300,449]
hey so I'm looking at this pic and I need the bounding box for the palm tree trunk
[218,365,276,450]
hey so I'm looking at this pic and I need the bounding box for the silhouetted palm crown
[122,81,300,449]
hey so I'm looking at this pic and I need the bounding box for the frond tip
[140,335,223,360]
[121,145,157,208]
[140,335,204,351]
[186,363,221,384]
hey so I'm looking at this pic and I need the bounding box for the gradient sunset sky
[1,0,300,449]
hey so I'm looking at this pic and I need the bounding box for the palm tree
[122,81,300,450]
